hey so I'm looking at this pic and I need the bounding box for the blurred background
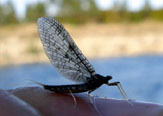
[0,0,163,104]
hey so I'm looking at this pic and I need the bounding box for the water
[0,55,163,104]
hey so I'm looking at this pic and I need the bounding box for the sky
[0,0,163,19]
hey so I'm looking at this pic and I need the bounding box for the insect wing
[37,17,96,82]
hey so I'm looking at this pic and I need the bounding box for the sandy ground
[0,22,163,66]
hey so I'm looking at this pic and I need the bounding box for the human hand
[0,87,163,116]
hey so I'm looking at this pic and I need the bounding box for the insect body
[37,17,127,101]
[44,74,112,93]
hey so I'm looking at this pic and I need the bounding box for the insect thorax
[87,74,112,86]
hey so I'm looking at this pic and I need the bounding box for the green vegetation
[0,2,17,25]
[0,0,163,25]
[26,3,46,22]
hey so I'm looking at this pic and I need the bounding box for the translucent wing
[37,17,96,82]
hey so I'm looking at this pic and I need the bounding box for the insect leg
[69,90,77,108]
[88,89,96,104]
[108,82,127,99]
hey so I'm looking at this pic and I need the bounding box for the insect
[37,17,127,103]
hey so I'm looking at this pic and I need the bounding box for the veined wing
[37,17,96,82]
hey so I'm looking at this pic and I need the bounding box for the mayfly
[37,17,127,103]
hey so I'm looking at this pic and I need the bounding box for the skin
[0,87,162,116]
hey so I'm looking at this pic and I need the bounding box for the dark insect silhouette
[37,17,127,103]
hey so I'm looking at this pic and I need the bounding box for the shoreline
[0,22,163,66]
[0,54,162,67]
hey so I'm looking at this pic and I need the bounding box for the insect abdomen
[44,83,90,93]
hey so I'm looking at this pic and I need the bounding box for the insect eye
[106,75,112,80]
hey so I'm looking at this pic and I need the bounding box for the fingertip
[0,89,41,116]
